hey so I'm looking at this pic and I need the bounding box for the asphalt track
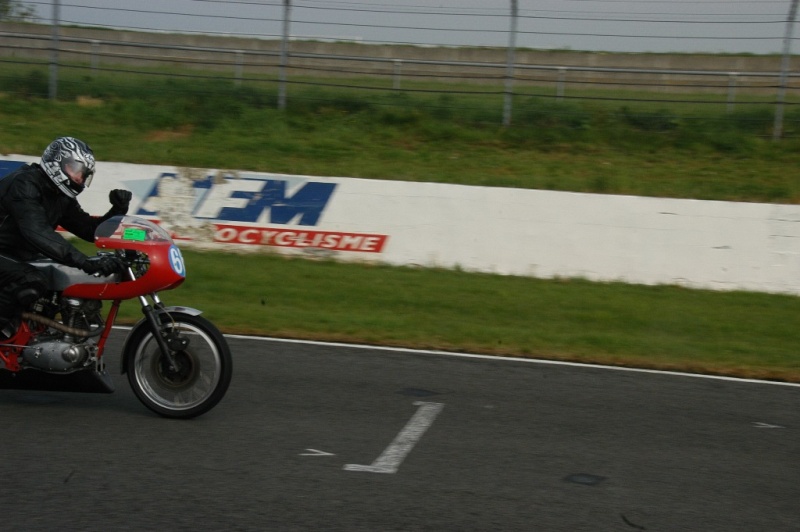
[0,329,798,531]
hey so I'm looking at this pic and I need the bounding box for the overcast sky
[27,0,800,55]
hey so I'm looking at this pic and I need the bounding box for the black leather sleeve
[59,198,103,242]
[1,176,89,268]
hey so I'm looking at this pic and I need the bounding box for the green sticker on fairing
[123,228,147,241]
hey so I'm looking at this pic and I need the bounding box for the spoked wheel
[125,312,232,419]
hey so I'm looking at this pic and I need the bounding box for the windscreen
[95,215,173,243]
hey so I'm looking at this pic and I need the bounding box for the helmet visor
[61,157,94,188]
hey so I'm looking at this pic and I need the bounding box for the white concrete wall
[321,179,800,294]
[3,156,800,295]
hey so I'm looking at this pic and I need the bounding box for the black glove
[82,255,126,277]
[109,189,132,216]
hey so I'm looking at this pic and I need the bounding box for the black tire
[125,312,232,419]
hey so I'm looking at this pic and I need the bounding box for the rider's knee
[15,287,41,309]
[14,270,47,310]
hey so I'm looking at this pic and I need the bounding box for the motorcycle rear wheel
[125,312,232,419]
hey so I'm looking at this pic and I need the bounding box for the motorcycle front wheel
[125,312,232,419]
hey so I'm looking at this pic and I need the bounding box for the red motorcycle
[0,215,232,419]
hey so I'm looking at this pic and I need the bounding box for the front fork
[139,292,181,371]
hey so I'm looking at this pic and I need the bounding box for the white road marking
[221,333,800,388]
[344,401,444,474]
[300,449,336,456]
[752,422,785,429]
[117,327,800,388]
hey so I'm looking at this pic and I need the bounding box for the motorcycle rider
[0,137,132,338]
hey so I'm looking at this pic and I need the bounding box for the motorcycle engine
[21,297,103,373]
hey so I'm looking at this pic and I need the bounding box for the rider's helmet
[40,137,96,199]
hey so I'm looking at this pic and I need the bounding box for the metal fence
[1,0,800,138]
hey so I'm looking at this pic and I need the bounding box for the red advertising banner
[213,224,388,253]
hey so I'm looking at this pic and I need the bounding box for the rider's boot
[0,316,19,341]
[1,286,41,340]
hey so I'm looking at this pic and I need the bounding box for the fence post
[502,0,518,127]
[278,0,291,110]
[90,40,100,72]
[49,0,60,100]
[235,50,243,86]
[774,0,798,140]
[726,73,738,113]
[557,67,567,101]
[393,59,402,91]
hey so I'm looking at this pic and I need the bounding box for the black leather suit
[0,163,121,319]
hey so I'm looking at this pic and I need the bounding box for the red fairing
[64,238,185,300]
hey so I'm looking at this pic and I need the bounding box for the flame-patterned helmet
[41,137,95,198]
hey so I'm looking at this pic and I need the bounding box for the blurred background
[1,0,799,137]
